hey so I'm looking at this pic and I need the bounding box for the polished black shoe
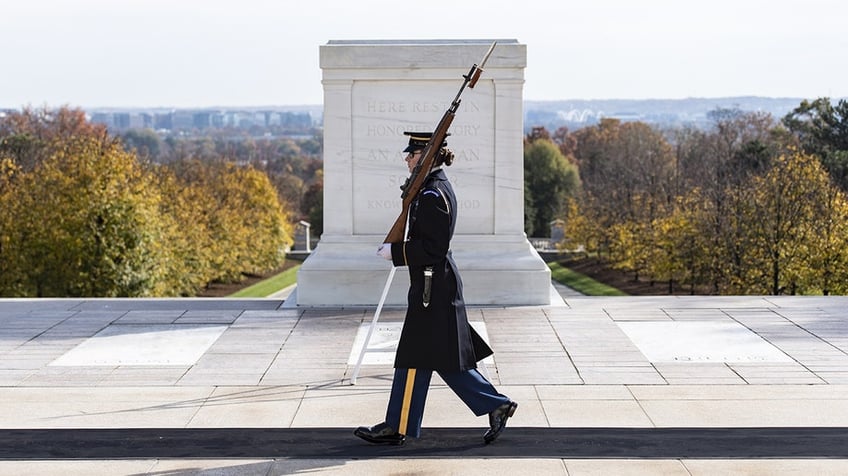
[483,400,518,444]
[354,422,405,446]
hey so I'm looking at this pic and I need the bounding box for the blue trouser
[385,367,510,438]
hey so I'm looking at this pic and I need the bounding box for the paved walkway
[1,292,847,474]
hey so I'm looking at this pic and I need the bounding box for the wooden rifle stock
[382,41,496,244]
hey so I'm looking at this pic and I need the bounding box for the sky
[2,0,846,109]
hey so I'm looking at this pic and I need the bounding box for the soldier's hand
[377,243,392,260]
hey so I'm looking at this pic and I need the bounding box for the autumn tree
[524,131,580,237]
[741,151,833,294]
[551,126,578,159]
[556,105,848,295]
[0,157,19,293]
[672,109,787,292]
[166,159,292,283]
[647,193,712,294]
[0,106,108,172]
[149,165,217,296]
[803,180,848,295]
[2,135,166,297]
[161,133,323,231]
[572,119,676,223]
[569,119,676,279]
[1,106,296,297]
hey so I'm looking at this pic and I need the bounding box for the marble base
[295,234,551,306]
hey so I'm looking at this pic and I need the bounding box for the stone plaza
[0,293,847,474]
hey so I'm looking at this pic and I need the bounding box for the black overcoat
[389,169,494,371]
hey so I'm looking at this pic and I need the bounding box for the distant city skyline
[2,0,846,108]
[75,97,810,135]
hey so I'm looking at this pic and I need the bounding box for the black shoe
[483,401,518,444]
[354,422,405,446]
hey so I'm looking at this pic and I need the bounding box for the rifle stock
[382,42,496,244]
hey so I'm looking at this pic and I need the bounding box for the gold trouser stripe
[402,243,408,265]
[398,368,417,435]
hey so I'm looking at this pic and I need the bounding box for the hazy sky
[2,0,845,108]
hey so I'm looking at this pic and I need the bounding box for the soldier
[355,131,517,446]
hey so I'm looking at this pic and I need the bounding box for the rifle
[382,41,497,244]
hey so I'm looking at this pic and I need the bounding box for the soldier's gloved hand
[377,243,392,260]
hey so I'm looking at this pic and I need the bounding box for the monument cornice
[320,39,526,70]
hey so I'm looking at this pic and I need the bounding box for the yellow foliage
[1,140,295,297]
[163,160,292,284]
[3,136,165,296]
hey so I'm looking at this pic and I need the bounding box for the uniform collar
[428,167,446,179]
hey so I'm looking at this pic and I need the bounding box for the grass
[228,264,301,297]
[548,262,628,296]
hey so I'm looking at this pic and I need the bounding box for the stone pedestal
[295,39,550,306]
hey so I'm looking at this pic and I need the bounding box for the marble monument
[295,39,551,306]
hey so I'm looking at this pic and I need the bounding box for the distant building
[154,112,173,130]
[171,111,194,130]
[90,112,114,128]
[193,111,213,129]
[30,105,322,136]
[89,112,146,131]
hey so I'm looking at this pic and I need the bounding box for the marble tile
[49,324,227,366]
[617,321,793,363]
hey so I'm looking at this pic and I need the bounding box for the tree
[1,107,299,297]
[121,128,162,161]
[551,126,578,158]
[572,119,675,224]
[167,159,292,283]
[524,134,580,237]
[741,151,832,294]
[803,181,848,295]
[3,135,166,297]
[0,157,20,293]
[569,119,676,280]
[272,173,306,216]
[149,165,218,296]
[672,108,786,292]
[0,106,108,172]
[649,193,710,294]
[782,97,848,191]
[523,180,536,238]
[229,164,293,274]
[301,169,324,238]
[678,108,780,192]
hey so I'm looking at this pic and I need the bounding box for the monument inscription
[351,80,495,235]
